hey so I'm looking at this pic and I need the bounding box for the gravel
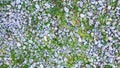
[0,0,120,68]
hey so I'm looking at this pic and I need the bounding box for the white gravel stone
[65,13,69,17]
[44,36,47,41]
[78,1,83,7]
[108,37,113,41]
[40,64,44,68]
[87,12,93,16]
[98,1,103,6]
[7,5,11,9]
[30,63,36,68]
[108,6,111,10]
[16,20,21,28]
[61,32,65,36]
[98,43,103,48]
[23,46,26,49]
[35,4,40,10]
[16,0,21,4]
[109,46,113,50]
[18,5,21,9]
[33,0,39,2]
[78,37,82,42]
[11,1,16,7]
[80,14,85,18]
[28,40,33,43]
[17,42,21,47]
[44,3,50,8]
[64,7,69,13]
[91,0,96,4]
[97,7,103,11]
[106,22,111,25]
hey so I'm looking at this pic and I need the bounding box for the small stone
[44,36,47,41]
[118,0,120,5]
[83,0,87,3]
[23,46,26,49]
[58,30,62,34]
[16,20,21,28]
[78,1,83,7]
[110,26,115,30]
[8,38,12,41]
[40,64,44,68]
[116,57,120,60]
[80,14,85,18]
[44,3,50,8]
[98,43,103,48]
[78,37,82,42]
[89,19,94,25]
[65,13,69,17]
[98,1,103,6]
[87,12,93,16]
[54,27,58,31]
[106,22,111,25]
[28,40,33,43]
[18,5,21,9]
[95,21,99,27]
[35,4,40,10]
[30,63,36,68]
[39,8,44,12]
[33,0,38,2]
[70,32,74,36]
[11,2,15,6]
[108,37,113,41]
[16,0,21,4]
[62,32,65,36]
[118,32,120,35]
[108,6,111,10]
[108,58,113,63]
[86,64,91,68]
[17,42,21,47]
[64,7,69,13]
[97,7,103,11]
[7,5,11,9]
[109,46,113,50]
[90,0,96,4]
[64,57,68,62]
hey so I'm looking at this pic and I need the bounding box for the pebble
[35,4,40,10]
[87,12,93,16]
[108,6,111,10]
[40,64,44,68]
[45,3,50,8]
[16,0,21,4]
[106,22,111,25]
[18,5,21,9]
[64,7,69,13]
[78,1,83,8]
[44,36,47,41]
[78,37,82,42]
[80,14,85,18]
[108,37,113,41]
[33,0,38,2]
[17,42,21,47]
[98,7,103,11]
[98,43,103,48]
[28,40,33,43]
[90,0,96,4]
[98,1,103,6]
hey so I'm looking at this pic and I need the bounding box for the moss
[104,65,112,68]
